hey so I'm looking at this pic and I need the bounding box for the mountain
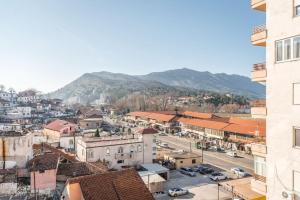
[139,68,265,98]
[49,68,265,104]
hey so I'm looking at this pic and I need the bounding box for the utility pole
[217,183,220,200]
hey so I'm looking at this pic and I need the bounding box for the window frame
[295,5,300,17]
[275,36,300,63]
[293,83,300,105]
[293,126,300,148]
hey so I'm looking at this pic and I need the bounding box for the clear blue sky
[0,0,265,93]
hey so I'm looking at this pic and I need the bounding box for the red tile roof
[182,111,215,119]
[45,119,77,132]
[138,128,158,135]
[178,117,229,130]
[146,113,175,122]
[67,169,154,200]
[28,153,59,172]
[223,123,266,137]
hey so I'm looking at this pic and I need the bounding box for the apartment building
[251,0,300,199]
[76,128,158,170]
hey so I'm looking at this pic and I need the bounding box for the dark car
[194,166,214,174]
[179,167,196,177]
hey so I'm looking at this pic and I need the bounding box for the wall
[0,132,33,168]
[30,169,57,194]
[266,0,300,199]
[61,183,84,200]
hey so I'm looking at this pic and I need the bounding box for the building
[163,151,202,169]
[43,119,78,146]
[28,153,59,195]
[250,0,300,199]
[6,106,32,119]
[251,0,300,199]
[0,130,33,168]
[61,168,154,200]
[79,118,102,130]
[76,128,157,170]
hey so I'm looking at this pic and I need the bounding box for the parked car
[231,168,250,177]
[226,151,238,157]
[168,188,188,197]
[194,166,214,174]
[160,143,169,148]
[179,167,196,177]
[210,146,225,152]
[159,132,168,136]
[209,172,228,181]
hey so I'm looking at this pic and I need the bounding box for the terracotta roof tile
[138,128,158,135]
[182,111,215,119]
[45,119,77,132]
[68,169,154,200]
[28,153,59,172]
[178,117,229,130]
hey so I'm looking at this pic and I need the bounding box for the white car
[168,188,188,197]
[209,172,228,181]
[231,168,249,177]
[226,151,238,157]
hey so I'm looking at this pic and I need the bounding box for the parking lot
[155,170,232,200]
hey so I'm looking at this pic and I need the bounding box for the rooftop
[165,151,201,159]
[67,169,154,200]
[28,153,59,172]
[44,119,77,132]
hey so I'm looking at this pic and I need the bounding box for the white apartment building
[251,0,300,199]
[6,107,32,119]
[76,128,157,170]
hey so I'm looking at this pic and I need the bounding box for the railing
[254,173,266,183]
[253,63,266,71]
[252,25,266,34]
[251,0,265,6]
[250,99,266,107]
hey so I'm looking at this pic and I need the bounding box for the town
[1,0,300,200]
[0,84,266,200]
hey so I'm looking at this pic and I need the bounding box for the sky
[0,0,265,93]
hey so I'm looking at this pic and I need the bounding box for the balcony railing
[251,0,266,12]
[254,174,266,183]
[252,63,267,82]
[250,99,266,107]
[251,25,267,46]
[115,152,134,160]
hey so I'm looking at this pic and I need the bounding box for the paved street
[158,135,254,174]
[155,171,231,200]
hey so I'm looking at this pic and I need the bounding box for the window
[284,39,292,60]
[294,37,300,59]
[254,156,266,177]
[294,127,300,147]
[106,148,110,155]
[137,145,142,152]
[87,150,94,158]
[296,5,300,16]
[69,139,74,145]
[180,161,183,164]
[192,159,196,164]
[276,41,283,62]
[276,36,300,62]
[293,83,300,105]
[118,147,124,154]
[117,160,124,164]
[294,171,300,192]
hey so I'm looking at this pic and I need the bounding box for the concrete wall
[0,132,33,168]
[30,169,57,194]
[266,0,300,199]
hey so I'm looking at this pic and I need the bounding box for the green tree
[95,128,100,137]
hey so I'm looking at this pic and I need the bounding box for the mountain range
[49,68,265,104]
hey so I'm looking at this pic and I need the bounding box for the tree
[0,85,5,92]
[95,128,100,137]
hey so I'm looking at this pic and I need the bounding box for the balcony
[251,143,267,157]
[251,174,267,195]
[251,0,266,12]
[251,25,267,46]
[251,100,267,119]
[251,63,266,82]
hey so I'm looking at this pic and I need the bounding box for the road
[158,135,254,173]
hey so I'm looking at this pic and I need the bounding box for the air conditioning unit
[282,191,295,200]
